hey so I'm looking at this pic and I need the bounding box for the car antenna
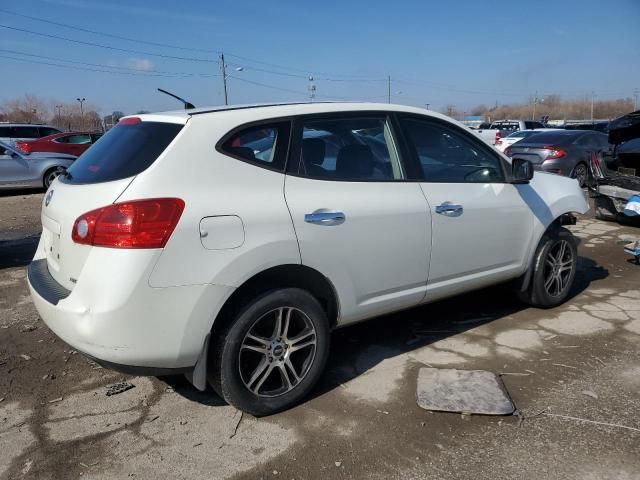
[157,88,195,110]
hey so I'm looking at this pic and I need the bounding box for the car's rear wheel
[208,288,330,416]
[572,163,589,188]
[43,166,66,189]
[518,227,577,308]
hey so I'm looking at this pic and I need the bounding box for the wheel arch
[212,264,340,336]
[518,212,576,293]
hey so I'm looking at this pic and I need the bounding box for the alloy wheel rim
[543,239,574,297]
[239,306,317,398]
[574,165,587,186]
[46,167,64,187]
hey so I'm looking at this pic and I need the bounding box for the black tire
[208,288,330,416]
[518,227,577,308]
[572,162,589,188]
[43,166,65,189]
[594,196,618,222]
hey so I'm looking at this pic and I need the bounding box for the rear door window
[65,120,183,184]
[66,134,92,144]
[292,116,403,181]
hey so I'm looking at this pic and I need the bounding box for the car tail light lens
[72,198,185,248]
[16,141,31,154]
[494,131,501,144]
[504,146,512,156]
[545,145,567,159]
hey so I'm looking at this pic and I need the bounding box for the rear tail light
[494,131,501,145]
[72,198,185,248]
[16,141,31,154]
[504,146,512,156]
[544,145,567,159]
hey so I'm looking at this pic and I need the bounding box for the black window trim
[216,117,293,173]
[285,110,411,183]
[396,113,511,184]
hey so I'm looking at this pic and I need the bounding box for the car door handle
[304,211,346,225]
[435,203,463,216]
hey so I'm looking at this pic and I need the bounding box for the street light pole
[590,91,596,122]
[425,103,430,110]
[76,97,85,129]
[387,76,391,104]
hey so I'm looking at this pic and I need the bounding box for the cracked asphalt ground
[1,191,640,480]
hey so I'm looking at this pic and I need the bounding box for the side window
[220,122,290,171]
[39,127,60,137]
[67,134,92,144]
[13,126,40,139]
[55,135,70,143]
[295,116,403,181]
[401,117,505,183]
[0,127,11,138]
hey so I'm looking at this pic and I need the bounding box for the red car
[16,132,102,156]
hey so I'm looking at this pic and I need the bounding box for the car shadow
[165,254,608,409]
[0,188,44,198]
[0,234,40,270]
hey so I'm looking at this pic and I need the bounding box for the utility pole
[387,75,391,104]
[76,97,85,129]
[220,54,228,106]
[532,91,539,121]
[634,88,639,111]
[55,105,62,121]
[590,91,596,122]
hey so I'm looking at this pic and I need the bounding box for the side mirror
[511,158,534,184]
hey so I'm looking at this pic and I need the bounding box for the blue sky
[1,0,639,115]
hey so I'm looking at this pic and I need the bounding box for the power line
[0,48,214,77]
[0,7,220,54]
[0,24,215,63]
[0,7,381,80]
[0,54,208,78]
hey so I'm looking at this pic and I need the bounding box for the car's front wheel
[209,288,330,416]
[518,227,578,308]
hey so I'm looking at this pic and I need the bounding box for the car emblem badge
[45,190,54,207]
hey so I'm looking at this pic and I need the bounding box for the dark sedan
[505,130,611,187]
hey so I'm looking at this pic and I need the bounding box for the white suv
[28,103,588,415]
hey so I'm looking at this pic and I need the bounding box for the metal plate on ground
[417,368,514,415]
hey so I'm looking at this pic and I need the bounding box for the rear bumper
[28,241,234,370]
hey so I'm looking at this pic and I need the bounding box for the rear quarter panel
[117,114,301,289]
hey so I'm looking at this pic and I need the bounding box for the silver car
[0,141,76,189]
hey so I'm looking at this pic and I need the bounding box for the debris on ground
[417,368,515,415]
[48,397,63,403]
[581,390,599,399]
[105,382,135,396]
[19,354,31,361]
[21,325,37,332]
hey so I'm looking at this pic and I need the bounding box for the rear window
[65,120,182,184]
